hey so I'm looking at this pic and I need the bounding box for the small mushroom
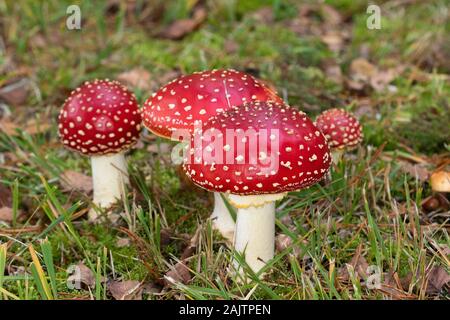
[142,69,283,241]
[183,101,331,275]
[315,108,363,163]
[58,79,141,220]
[430,171,450,193]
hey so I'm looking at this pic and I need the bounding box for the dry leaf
[399,161,430,182]
[67,262,96,289]
[353,97,376,119]
[142,282,162,295]
[160,228,173,247]
[425,266,450,294]
[108,280,142,300]
[319,4,342,26]
[164,261,191,285]
[350,58,377,82]
[339,245,369,281]
[181,226,201,259]
[380,271,414,299]
[61,170,93,193]
[0,183,12,207]
[0,103,11,119]
[0,118,51,136]
[159,7,207,40]
[275,234,303,258]
[370,69,399,92]
[347,58,403,92]
[163,227,200,286]
[0,78,30,106]
[279,214,294,227]
[323,62,343,85]
[116,68,152,91]
[401,266,450,295]
[0,206,13,222]
[116,237,131,248]
[321,32,344,53]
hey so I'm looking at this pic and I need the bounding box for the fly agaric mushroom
[315,108,363,163]
[58,79,141,219]
[142,69,283,241]
[182,101,331,274]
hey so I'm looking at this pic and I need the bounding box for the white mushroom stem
[331,149,344,164]
[90,152,128,218]
[210,192,235,242]
[228,193,286,276]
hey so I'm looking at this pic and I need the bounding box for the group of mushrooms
[58,69,363,277]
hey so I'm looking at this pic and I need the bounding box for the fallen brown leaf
[116,68,152,91]
[160,228,173,247]
[321,32,344,53]
[142,282,162,295]
[425,266,450,294]
[279,214,294,227]
[380,271,415,299]
[322,60,344,85]
[399,161,430,182]
[61,170,93,193]
[319,4,342,26]
[0,207,13,222]
[159,7,207,40]
[67,262,96,290]
[108,280,142,300]
[275,234,303,258]
[0,183,12,207]
[116,237,131,248]
[0,118,51,136]
[347,58,404,93]
[164,261,191,285]
[370,69,399,92]
[163,227,201,286]
[0,78,30,106]
[339,244,369,281]
[181,226,201,259]
[349,58,377,83]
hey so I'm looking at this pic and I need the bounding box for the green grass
[0,0,448,300]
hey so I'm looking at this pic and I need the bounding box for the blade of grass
[40,239,58,299]
[28,244,53,300]
[0,243,6,299]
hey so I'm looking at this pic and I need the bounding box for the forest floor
[0,0,449,300]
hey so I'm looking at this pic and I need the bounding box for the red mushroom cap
[142,69,283,139]
[58,79,142,156]
[315,108,363,149]
[182,101,331,195]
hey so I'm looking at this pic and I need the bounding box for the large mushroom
[58,79,141,219]
[183,101,331,274]
[315,108,363,163]
[142,69,283,241]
